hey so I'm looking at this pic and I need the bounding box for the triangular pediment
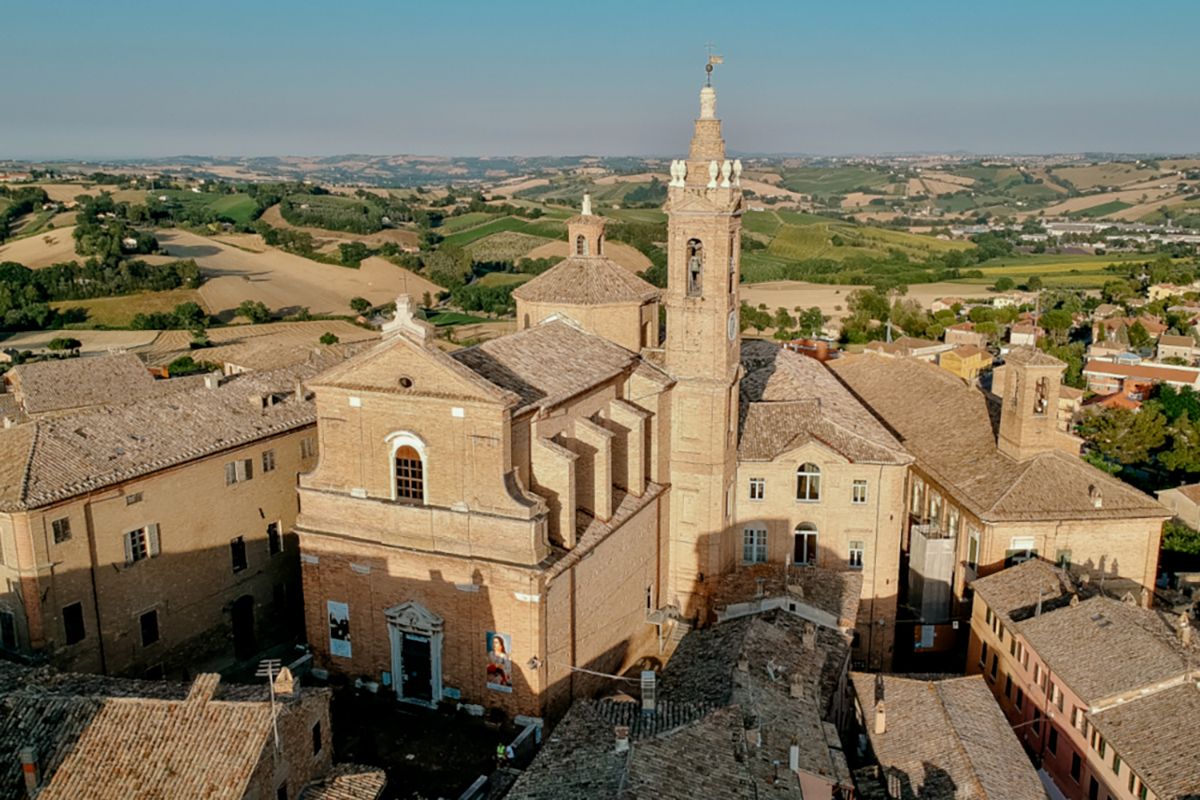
[385,600,443,632]
[312,332,516,406]
[773,436,850,466]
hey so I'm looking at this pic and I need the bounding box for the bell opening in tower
[686,238,704,297]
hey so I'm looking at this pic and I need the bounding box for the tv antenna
[705,43,723,86]
[256,658,283,755]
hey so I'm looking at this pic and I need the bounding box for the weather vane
[705,42,723,86]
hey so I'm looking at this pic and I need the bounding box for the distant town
[1,73,1199,800]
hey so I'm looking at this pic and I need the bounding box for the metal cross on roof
[705,43,723,86]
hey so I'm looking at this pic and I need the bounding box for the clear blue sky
[3,0,1197,159]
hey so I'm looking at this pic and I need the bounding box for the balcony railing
[911,521,953,540]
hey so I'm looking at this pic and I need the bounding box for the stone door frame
[385,600,443,707]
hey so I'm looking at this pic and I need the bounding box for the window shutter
[226,462,237,485]
[123,531,134,565]
[148,523,161,557]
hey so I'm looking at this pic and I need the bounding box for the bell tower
[663,70,744,617]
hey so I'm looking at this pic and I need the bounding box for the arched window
[794,523,818,566]
[386,432,427,504]
[575,235,588,256]
[686,238,703,296]
[1033,377,1049,416]
[796,463,821,501]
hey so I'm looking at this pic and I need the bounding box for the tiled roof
[5,353,158,415]
[710,564,864,631]
[850,673,1046,800]
[1016,595,1197,702]
[451,321,638,413]
[1157,334,1195,348]
[829,354,1167,523]
[970,560,1079,624]
[512,256,659,306]
[738,342,910,465]
[1088,682,1200,800]
[1005,346,1063,368]
[947,345,991,359]
[509,612,853,799]
[1083,360,1200,384]
[0,354,339,511]
[299,764,387,800]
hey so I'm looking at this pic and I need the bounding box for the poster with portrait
[328,600,351,658]
[485,631,512,692]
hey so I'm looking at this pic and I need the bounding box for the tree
[1127,321,1152,351]
[772,307,795,333]
[172,301,206,329]
[338,241,371,267]
[47,336,81,352]
[236,299,272,324]
[1026,275,1043,291]
[1078,405,1167,465]
[797,307,826,337]
[1039,308,1073,345]
[1162,520,1200,554]
[349,296,372,315]
[319,332,340,346]
[1161,411,1200,473]
[993,276,1015,292]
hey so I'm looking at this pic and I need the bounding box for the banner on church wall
[486,631,512,692]
[328,600,351,658]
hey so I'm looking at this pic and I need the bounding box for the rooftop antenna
[705,43,723,87]
[256,658,283,755]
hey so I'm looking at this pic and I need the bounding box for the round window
[398,376,413,388]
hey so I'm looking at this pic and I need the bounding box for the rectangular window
[226,458,253,485]
[848,540,864,569]
[1138,784,1147,800]
[748,477,764,501]
[742,527,767,564]
[910,478,924,516]
[311,721,322,755]
[262,449,276,473]
[985,607,993,626]
[796,465,821,501]
[1006,536,1037,567]
[1113,754,1121,775]
[394,448,424,502]
[140,609,159,646]
[1048,727,1058,754]
[979,641,988,669]
[929,491,943,522]
[0,611,15,650]
[123,525,160,565]
[300,437,316,459]
[1098,737,1106,759]
[1032,709,1042,736]
[852,480,868,505]
[967,526,980,571]
[51,517,72,544]
[990,654,998,681]
[125,492,143,505]
[63,602,85,645]
[1015,688,1024,711]
[1129,773,1136,793]
[1010,636,1017,656]
[267,522,282,556]
[1004,674,1013,699]
[276,785,288,800]
[1071,752,1082,783]
[1052,683,1064,711]
[948,507,960,537]
[230,536,248,572]
[1033,663,1042,688]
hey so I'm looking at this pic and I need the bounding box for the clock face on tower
[728,309,737,341]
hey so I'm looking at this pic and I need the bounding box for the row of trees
[0,186,50,242]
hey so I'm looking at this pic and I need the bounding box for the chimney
[790,678,804,699]
[1089,485,1103,509]
[640,671,656,713]
[737,656,750,673]
[874,701,886,735]
[294,379,307,402]
[19,747,38,795]
[788,743,800,773]
[614,725,630,754]
[273,666,296,697]
[203,371,221,390]
[1180,613,1193,647]
[1036,588,1044,617]
[186,673,221,707]
[804,622,816,651]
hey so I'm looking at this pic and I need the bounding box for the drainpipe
[82,500,108,674]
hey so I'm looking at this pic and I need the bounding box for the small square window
[262,449,276,473]
[748,478,764,501]
[140,609,160,647]
[63,602,85,645]
[51,517,72,544]
[125,492,143,506]
[851,480,868,505]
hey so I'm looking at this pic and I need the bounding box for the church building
[295,80,911,719]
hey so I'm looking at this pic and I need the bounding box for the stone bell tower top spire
[699,85,716,120]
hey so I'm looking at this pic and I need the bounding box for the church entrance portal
[385,601,443,707]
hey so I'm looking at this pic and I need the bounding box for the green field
[153,190,257,225]
[464,231,547,261]
[439,211,498,233]
[441,216,562,248]
[954,253,1155,288]
[426,310,490,326]
[606,208,668,224]
[1071,200,1133,218]
[51,288,206,328]
[765,220,970,263]
[778,166,893,195]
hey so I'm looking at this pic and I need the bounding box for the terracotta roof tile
[850,673,1045,800]
[1088,682,1200,800]
[512,256,659,306]
[6,353,157,415]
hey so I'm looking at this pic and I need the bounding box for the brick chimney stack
[19,746,38,796]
